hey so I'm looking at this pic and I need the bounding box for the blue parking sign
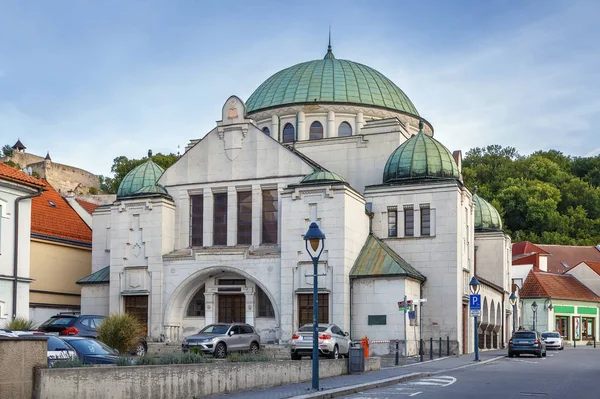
[469,294,481,310]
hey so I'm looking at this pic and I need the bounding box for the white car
[541,331,564,350]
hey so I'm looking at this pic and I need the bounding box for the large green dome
[117,151,168,199]
[383,123,461,184]
[473,194,503,231]
[246,47,419,116]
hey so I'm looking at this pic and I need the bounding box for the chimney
[452,150,462,172]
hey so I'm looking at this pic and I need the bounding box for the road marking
[508,359,538,364]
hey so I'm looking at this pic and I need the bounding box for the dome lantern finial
[418,120,424,132]
[148,149,153,159]
[324,26,335,60]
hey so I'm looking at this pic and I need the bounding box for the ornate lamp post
[509,292,517,334]
[531,301,538,331]
[469,276,481,361]
[304,222,326,391]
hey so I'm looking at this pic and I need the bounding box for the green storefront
[554,304,598,342]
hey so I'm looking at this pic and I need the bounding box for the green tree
[1,144,13,157]
[99,153,178,194]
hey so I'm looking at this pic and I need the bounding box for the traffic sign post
[469,294,481,361]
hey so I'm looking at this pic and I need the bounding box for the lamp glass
[531,301,538,311]
[509,292,517,306]
[309,238,320,252]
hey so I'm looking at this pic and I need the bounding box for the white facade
[0,177,41,321]
[83,56,512,355]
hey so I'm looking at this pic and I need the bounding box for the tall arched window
[338,121,352,137]
[186,285,205,317]
[262,127,271,136]
[282,123,295,143]
[309,121,323,140]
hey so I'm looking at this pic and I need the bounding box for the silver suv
[182,323,261,358]
[290,323,351,360]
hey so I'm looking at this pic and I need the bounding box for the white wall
[567,263,600,296]
[80,285,109,316]
[91,206,111,274]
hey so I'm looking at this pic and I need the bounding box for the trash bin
[348,345,365,373]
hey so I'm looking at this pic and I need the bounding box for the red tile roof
[31,180,92,244]
[75,199,100,215]
[537,244,600,273]
[520,270,600,302]
[0,163,45,188]
[512,241,550,256]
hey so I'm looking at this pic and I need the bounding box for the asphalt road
[342,347,600,399]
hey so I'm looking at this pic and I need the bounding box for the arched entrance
[164,266,279,342]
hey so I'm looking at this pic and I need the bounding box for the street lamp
[469,276,480,361]
[304,222,326,391]
[509,292,517,334]
[531,301,538,331]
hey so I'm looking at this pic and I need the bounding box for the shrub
[134,355,158,366]
[116,357,134,366]
[88,187,98,195]
[158,352,213,365]
[3,316,36,331]
[227,353,271,363]
[96,314,144,354]
[50,360,91,368]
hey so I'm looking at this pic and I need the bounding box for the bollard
[420,339,424,362]
[594,337,596,349]
[429,338,433,360]
[439,337,442,357]
[574,339,576,348]
[447,336,450,356]
[395,340,399,366]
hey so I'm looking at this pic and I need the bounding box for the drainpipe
[13,191,43,319]
[349,278,353,340]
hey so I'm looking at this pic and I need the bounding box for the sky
[0,0,598,177]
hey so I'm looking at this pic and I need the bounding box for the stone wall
[0,337,47,399]
[34,358,380,399]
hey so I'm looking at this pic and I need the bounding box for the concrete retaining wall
[34,358,380,399]
[0,338,47,399]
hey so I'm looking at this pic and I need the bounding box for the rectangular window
[262,189,278,244]
[237,191,252,245]
[420,204,431,236]
[257,286,275,318]
[404,205,414,237]
[387,207,397,237]
[298,293,329,326]
[190,195,204,247]
[213,192,228,246]
[368,315,387,325]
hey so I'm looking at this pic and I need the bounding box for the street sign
[469,294,481,311]
[408,311,416,320]
[470,309,481,317]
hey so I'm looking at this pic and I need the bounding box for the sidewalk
[208,349,506,399]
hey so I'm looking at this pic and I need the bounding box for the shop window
[213,192,227,245]
[190,195,203,246]
[556,316,569,338]
[186,286,206,317]
[237,191,252,245]
[309,121,323,140]
[582,317,595,340]
[338,121,352,137]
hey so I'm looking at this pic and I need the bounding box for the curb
[289,372,432,399]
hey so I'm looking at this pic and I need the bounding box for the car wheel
[291,352,301,360]
[214,343,227,359]
[560,345,564,350]
[249,342,259,354]
[508,352,514,358]
[135,343,146,357]
[542,350,547,357]
[329,345,339,360]
[537,350,543,358]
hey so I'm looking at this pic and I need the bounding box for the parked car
[508,330,547,358]
[541,331,564,350]
[59,336,132,365]
[19,334,78,366]
[38,313,148,356]
[290,323,351,360]
[182,323,261,358]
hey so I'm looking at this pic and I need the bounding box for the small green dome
[383,126,461,184]
[473,194,503,231]
[246,47,419,117]
[117,152,167,199]
[300,170,348,185]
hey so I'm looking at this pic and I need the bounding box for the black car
[37,313,105,338]
[59,336,132,365]
[508,330,547,358]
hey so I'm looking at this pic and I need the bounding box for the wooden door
[462,304,468,354]
[218,295,246,323]
[124,295,148,336]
